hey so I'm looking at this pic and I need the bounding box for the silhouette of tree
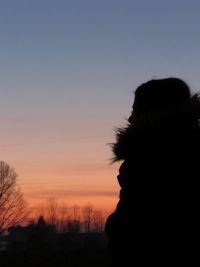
[58,204,69,232]
[0,161,28,234]
[29,200,107,233]
[71,204,81,221]
[82,203,94,232]
[92,210,105,232]
[36,216,49,239]
[46,198,59,233]
[28,216,49,250]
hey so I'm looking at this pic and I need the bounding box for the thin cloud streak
[27,189,118,199]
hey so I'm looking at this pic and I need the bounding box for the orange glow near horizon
[1,103,122,214]
[16,160,120,212]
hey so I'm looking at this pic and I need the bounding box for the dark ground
[0,249,112,267]
[0,233,113,267]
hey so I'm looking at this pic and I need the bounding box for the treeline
[0,161,111,235]
[28,199,109,233]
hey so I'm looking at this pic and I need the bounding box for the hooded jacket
[105,95,200,264]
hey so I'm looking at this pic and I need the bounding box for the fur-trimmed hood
[112,94,200,161]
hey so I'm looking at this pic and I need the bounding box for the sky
[0,0,200,210]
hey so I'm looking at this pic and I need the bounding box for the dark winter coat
[105,96,200,265]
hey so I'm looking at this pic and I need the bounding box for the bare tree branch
[0,161,28,234]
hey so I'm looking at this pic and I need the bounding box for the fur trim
[112,94,200,161]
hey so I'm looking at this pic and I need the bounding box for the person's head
[129,78,191,123]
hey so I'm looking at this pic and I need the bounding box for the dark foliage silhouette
[105,78,200,266]
[28,216,49,249]
[0,202,111,267]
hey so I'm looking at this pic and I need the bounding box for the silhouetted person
[105,78,200,266]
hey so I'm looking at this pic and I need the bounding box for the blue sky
[0,0,200,208]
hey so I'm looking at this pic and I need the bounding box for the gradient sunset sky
[0,0,200,210]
